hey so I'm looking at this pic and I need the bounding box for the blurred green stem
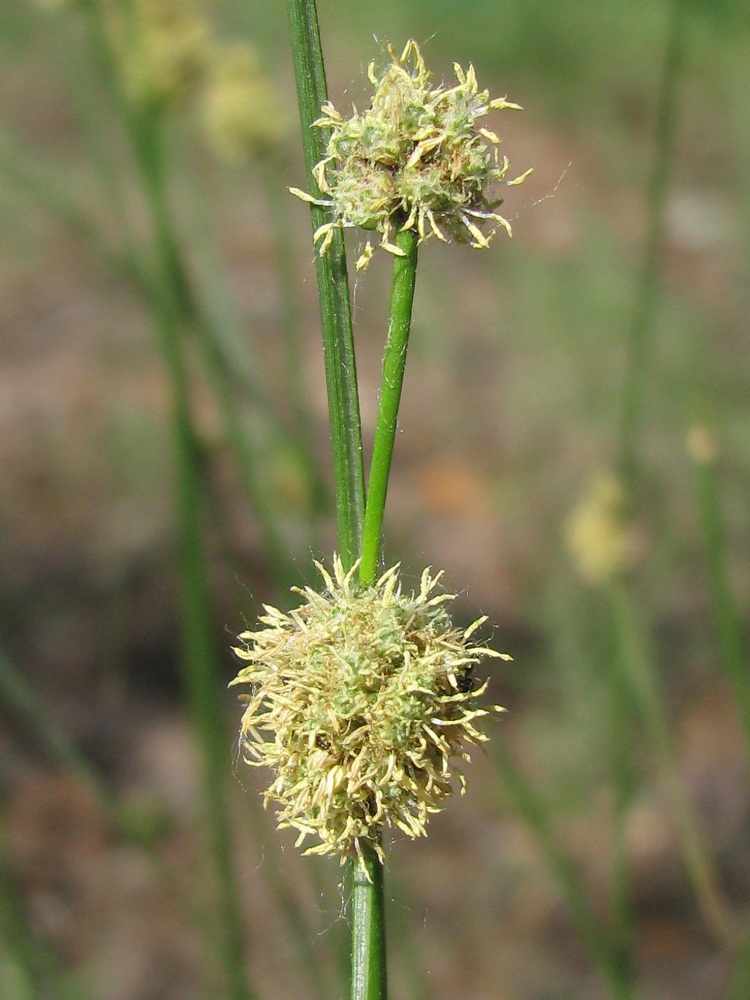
[727,925,750,1000]
[617,0,686,481]
[0,811,84,1000]
[605,641,638,995]
[0,651,109,805]
[359,229,419,587]
[690,440,750,756]
[609,0,688,979]
[131,110,253,1000]
[607,582,733,944]
[0,130,147,291]
[0,649,217,945]
[491,743,634,998]
[84,2,298,589]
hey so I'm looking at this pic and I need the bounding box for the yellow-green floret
[290,39,532,269]
[231,557,508,864]
[566,473,635,586]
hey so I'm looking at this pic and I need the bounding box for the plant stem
[359,228,419,586]
[132,111,253,1000]
[608,1,687,977]
[0,128,147,291]
[348,226,419,1000]
[0,651,109,805]
[727,925,750,1000]
[0,649,224,954]
[605,638,638,997]
[285,0,365,569]
[689,435,750,757]
[616,0,686,482]
[490,742,633,998]
[607,582,733,944]
[284,12,423,1000]
[1,791,91,1000]
[350,842,388,1000]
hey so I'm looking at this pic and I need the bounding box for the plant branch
[359,228,419,586]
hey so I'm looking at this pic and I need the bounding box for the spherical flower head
[566,473,635,586]
[200,43,291,162]
[105,0,212,110]
[290,40,532,269]
[231,557,508,867]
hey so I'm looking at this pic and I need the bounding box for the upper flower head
[231,557,508,867]
[291,40,532,269]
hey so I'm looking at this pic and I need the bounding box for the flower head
[106,0,212,109]
[200,42,290,162]
[231,557,508,866]
[566,473,635,586]
[291,40,532,269]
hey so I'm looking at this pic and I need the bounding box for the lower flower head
[231,557,508,865]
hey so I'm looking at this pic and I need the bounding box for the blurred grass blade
[129,109,254,1000]
[490,743,633,998]
[727,925,750,1000]
[0,798,86,1000]
[0,129,146,290]
[607,582,733,943]
[688,429,750,757]
[0,649,230,960]
[0,650,110,804]
[617,0,687,481]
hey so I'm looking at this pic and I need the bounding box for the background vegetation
[0,0,748,998]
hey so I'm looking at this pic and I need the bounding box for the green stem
[0,129,147,292]
[0,796,45,1000]
[359,228,419,586]
[727,925,750,1000]
[285,7,395,999]
[607,582,733,944]
[606,643,638,997]
[132,113,253,1000]
[350,842,388,1000]
[690,438,750,756]
[349,227,418,1000]
[0,651,109,806]
[183,283,299,591]
[285,0,365,569]
[616,0,686,482]
[80,3,297,589]
[491,742,633,998]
